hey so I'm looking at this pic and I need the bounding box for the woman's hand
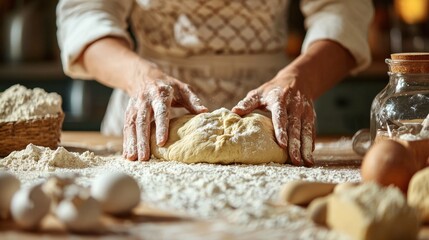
[79,37,208,162]
[123,64,208,161]
[232,71,316,166]
[232,40,357,166]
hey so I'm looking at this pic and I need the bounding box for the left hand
[232,71,316,166]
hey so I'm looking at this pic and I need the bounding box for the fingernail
[199,106,209,112]
[305,158,315,167]
[128,145,135,157]
[157,137,165,146]
[139,152,147,161]
[276,132,287,148]
[293,151,299,161]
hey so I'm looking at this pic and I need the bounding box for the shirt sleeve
[300,0,374,75]
[56,0,134,79]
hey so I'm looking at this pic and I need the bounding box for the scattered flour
[0,145,359,239]
[315,137,353,150]
[0,84,62,122]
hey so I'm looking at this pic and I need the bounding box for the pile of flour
[0,84,62,122]
[0,145,360,239]
[1,144,101,171]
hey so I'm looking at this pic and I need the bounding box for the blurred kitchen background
[0,0,428,135]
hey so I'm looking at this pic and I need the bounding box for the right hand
[123,63,208,161]
[232,71,316,167]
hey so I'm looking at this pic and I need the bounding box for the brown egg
[361,139,418,194]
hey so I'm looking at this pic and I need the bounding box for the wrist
[275,63,316,99]
[124,56,160,96]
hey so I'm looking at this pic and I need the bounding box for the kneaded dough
[327,183,420,240]
[408,167,429,222]
[151,108,287,164]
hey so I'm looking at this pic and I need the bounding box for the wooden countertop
[61,131,122,148]
[60,131,122,153]
[60,131,363,166]
[2,132,427,239]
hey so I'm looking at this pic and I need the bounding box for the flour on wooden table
[0,145,358,239]
[0,84,62,122]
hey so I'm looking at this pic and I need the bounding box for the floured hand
[232,72,316,167]
[123,65,208,161]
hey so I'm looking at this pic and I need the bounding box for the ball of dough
[277,180,335,205]
[91,172,140,215]
[333,182,359,194]
[151,108,287,164]
[327,183,420,240]
[408,167,429,223]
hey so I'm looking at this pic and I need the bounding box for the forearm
[279,40,356,99]
[78,37,154,95]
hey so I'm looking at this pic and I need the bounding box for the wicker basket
[0,112,64,157]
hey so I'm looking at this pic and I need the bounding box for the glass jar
[370,53,429,143]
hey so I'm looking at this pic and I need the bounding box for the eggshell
[42,173,77,208]
[0,171,20,219]
[55,188,101,232]
[11,184,51,229]
[91,172,140,215]
[361,139,417,193]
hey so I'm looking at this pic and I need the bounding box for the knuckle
[135,115,147,126]
[248,89,260,98]
[124,112,137,126]
[181,83,192,91]
[180,84,197,97]
[302,122,312,133]
[154,109,168,120]
[157,85,173,98]
[288,116,300,124]
[126,98,136,109]
[124,120,135,128]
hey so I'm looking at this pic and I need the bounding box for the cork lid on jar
[391,53,429,60]
[388,53,429,73]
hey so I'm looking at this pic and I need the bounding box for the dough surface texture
[151,108,287,164]
[327,183,420,240]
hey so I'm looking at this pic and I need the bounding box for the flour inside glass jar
[375,117,429,141]
[371,53,429,143]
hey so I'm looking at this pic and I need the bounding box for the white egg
[0,171,21,219]
[11,184,51,229]
[55,186,101,232]
[91,172,140,215]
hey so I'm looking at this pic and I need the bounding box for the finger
[123,99,138,161]
[287,93,304,166]
[265,91,288,148]
[231,90,260,115]
[301,99,316,167]
[136,100,152,161]
[179,84,208,113]
[152,85,173,146]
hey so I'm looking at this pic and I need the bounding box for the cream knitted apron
[101,0,290,135]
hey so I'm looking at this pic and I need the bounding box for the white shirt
[56,0,374,135]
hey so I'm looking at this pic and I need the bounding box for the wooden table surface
[1,132,427,239]
[59,131,363,165]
